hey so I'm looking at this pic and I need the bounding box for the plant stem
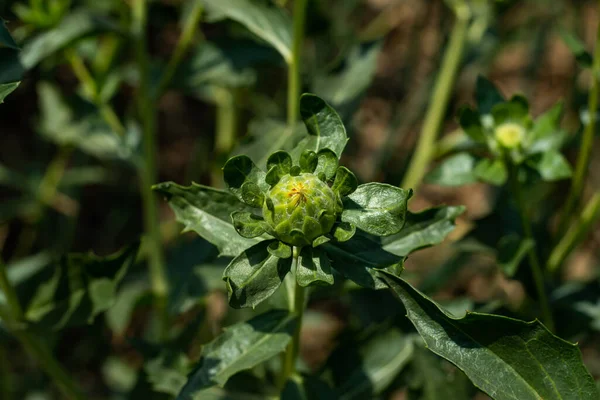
[65,50,125,137]
[559,10,600,233]
[287,0,308,128]
[0,259,84,400]
[154,1,203,98]
[547,192,600,273]
[0,259,22,320]
[401,0,470,190]
[510,170,554,331]
[280,249,305,388]
[131,0,169,329]
[211,87,238,186]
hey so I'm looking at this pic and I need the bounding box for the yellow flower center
[494,122,525,149]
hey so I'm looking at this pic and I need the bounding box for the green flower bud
[262,173,338,247]
[494,122,525,149]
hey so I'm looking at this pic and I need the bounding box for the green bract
[223,147,356,249]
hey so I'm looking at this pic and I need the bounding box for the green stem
[559,9,600,233]
[37,146,73,212]
[547,192,600,273]
[510,170,554,331]
[0,259,84,400]
[401,1,470,190]
[287,0,308,128]
[154,2,203,98]
[132,0,169,328]
[211,87,238,186]
[280,249,305,388]
[65,50,126,137]
[0,259,22,320]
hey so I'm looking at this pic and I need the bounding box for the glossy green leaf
[268,241,292,259]
[458,106,486,142]
[241,181,265,208]
[560,29,593,68]
[0,22,21,103]
[474,158,508,185]
[497,234,534,277]
[174,40,278,91]
[424,153,477,186]
[231,211,270,238]
[379,271,599,400]
[25,243,139,330]
[265,150,292,186]
[312,41,382,109]
[223,240,292,308]
[282,375,338,400]
[0,82,19,104]
[529,102,563,144]
[292,94,348,160]
[527,150,572,181]
[299,150,318,173]
[154,182,267,257]
[312,235,330,247]
[324,234,403,289]
[20,11,119,69]
[475,76,505,115]
[342,183,412,237]
[37,82,135,160]
[333,222,356,242]
[314,149,338,181]
[146,352,191,396]
[297,247,334,287]
[331,167,358,197]
[491,95,530,126]
[0,20,18,50]
[382,206,465,257]
[202,0,292,62]
[176,310,296,397]
[333,329,414,400]
[223,155,268,201]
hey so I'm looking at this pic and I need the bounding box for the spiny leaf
[332,329,414,400]
[296,247,334,287]
[223,240,292,309]
[331,167,358,197]
[154,182,267,257]
[231,211,270,238]
[24,243,139,330]
[20,11,120,69]
[324,234,403,289]
[291,94,348,160]
[223,155,268,200]
[342,183,412,236]
[379,271,599,400]
[176,310,297,398]
[382,205,464,257]
[425,153,477,187]
[201,0,292,62]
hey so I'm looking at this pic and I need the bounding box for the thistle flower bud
[263,173,338,247]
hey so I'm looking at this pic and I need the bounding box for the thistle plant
[218,96,412,309]
[427,77,572,186]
